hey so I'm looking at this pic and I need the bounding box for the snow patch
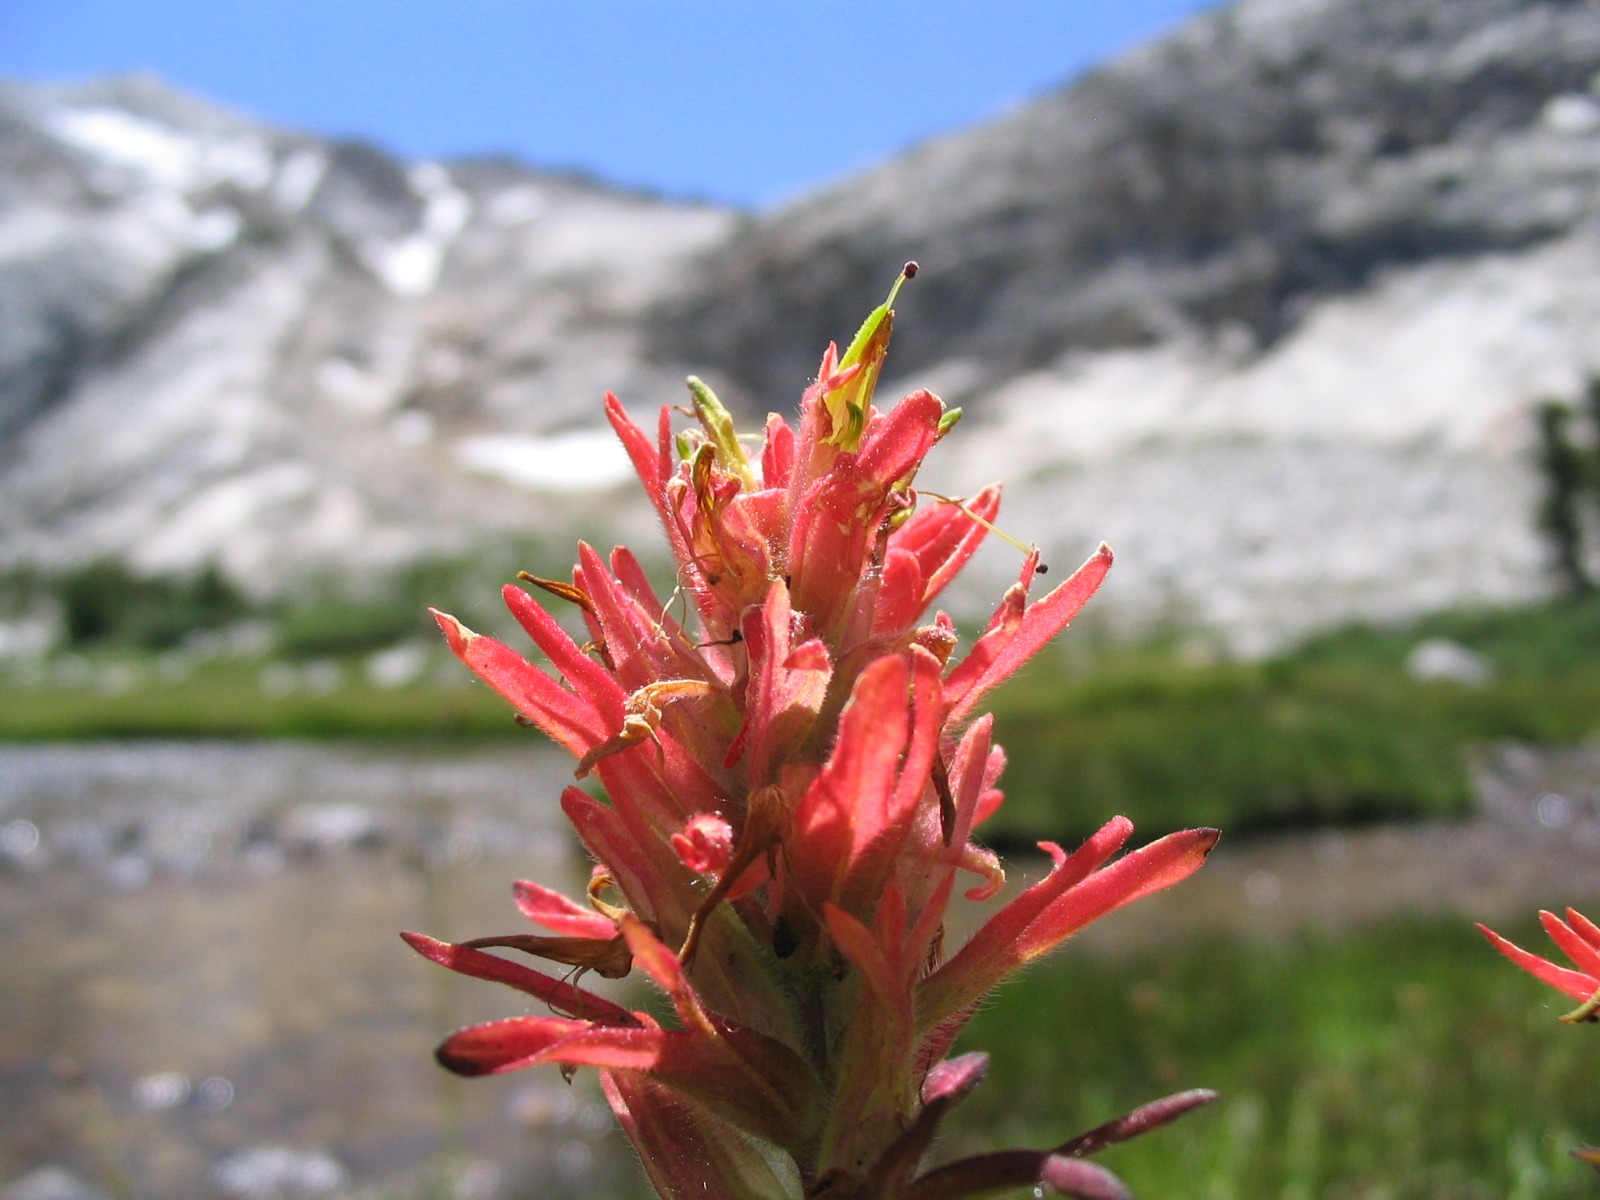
[0,206,74,263]
[315,358,369,404]
[362,163,473,297]
[452,430,634,491]
[389,410,435,446]
[315,357,400,416]
[272,148,327,211]
[50,107,194,187]
[364,642,428,689]
[1543,92,1600,136]
[516,202,730,280]
[48,107,272,193]
[952,234,1600,484]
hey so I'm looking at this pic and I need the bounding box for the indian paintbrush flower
[1479,908,1600,1171]
[1479,908,1600,1024]
[406,266,1219,1200]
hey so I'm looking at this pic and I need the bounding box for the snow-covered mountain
[646,0,1600,648]
[0,74,732,589]
[5,0,1600,647]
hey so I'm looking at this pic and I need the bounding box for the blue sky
[1,1,1217,208]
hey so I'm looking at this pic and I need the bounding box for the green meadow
[6,566,1600,1196]
[5,577,1600,843]
[984,593,1600,842]
[948,915,1600,1200]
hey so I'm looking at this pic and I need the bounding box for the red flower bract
[406,271,1218,1200]
[1480,907,1600,1023]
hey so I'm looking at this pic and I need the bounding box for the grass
[981,596,1600,842]
[946,915,1600,1199]
[6,563,1598,1196]
[3,592,1600,839]
[985,653,1474,841]
[0,659,517,739]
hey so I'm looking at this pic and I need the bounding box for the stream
[3,739,1599,1200]
[0,742,639,1200]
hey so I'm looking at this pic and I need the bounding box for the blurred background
[4,0,1600,1196]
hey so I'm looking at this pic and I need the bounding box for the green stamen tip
[686,375,756,486]
[685,375,717,406]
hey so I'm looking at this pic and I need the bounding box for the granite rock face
[0,75,731,588]
[648,0,1600,398]
[5,0,1600,645]
[647,0,1600,646]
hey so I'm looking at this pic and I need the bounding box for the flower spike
[413,273,1215,1198]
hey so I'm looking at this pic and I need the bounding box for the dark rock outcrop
[646,0,1600,407]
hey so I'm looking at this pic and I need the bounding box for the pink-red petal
[431,610,603,758]
[1479,922,1600,1002]
[905,1150,1130,1200]
[788,654,912,907]
[890,484,1003,617]
[1567,907,1600,950]
[1541,909,1600,979]
[510,880,618,940]
[824,902,898,1004]
[919,822,1218,1029]
[502,583,626,725]
[943,544,1113,727]
[604,392,670,518]
[401,932,635,1025]
[439,1017,815,1150]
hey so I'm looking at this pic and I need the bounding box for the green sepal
[687,376,756,488]
[1561,987,1600,1024]
[838,299,890,375]
[823,266,915,452]
[823,309,891,453]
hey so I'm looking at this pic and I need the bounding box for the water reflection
[0,742,646,1200]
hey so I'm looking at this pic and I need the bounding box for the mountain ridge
[4,0,1600,648]
[645,0,1600,403]
[0,72,731,591]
